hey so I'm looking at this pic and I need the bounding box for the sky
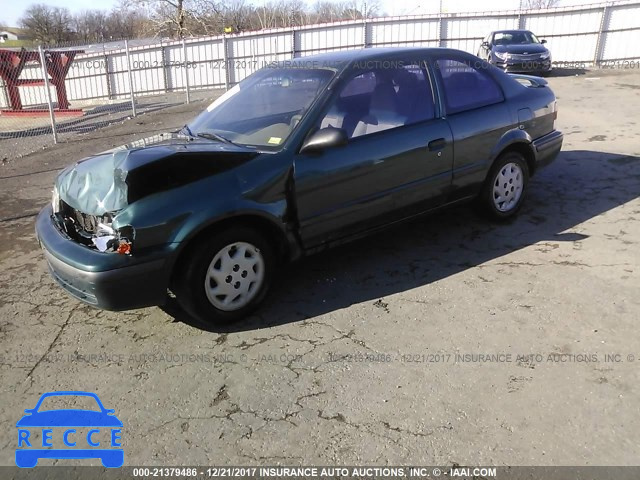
[1,0,608,27]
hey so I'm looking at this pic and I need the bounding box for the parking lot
[0,67,639,467]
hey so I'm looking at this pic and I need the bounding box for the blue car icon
[16,391,123,468]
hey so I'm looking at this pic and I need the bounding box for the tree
[312,1,348,23]
[343,0,381,19]
[104,9,148,39]
[73,10,108,43]
[220,0,256,33]
[72,8,147,42]
[20,4,74,44]
[128,0,196,37]
[524,0,560,9]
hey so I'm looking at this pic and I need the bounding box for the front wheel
[173,226,276,325]
[479,151,529,220]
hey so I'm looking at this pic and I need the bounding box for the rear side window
[435,59,504,115]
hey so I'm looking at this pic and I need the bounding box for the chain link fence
[1,0,639,153]
[0,39,209,152]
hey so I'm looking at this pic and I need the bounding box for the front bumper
[493,58,552,73]
[35,206,172,311]
[532,130,563,170]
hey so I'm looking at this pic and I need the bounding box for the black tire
[173,226,276,325]
[478,151,529,220]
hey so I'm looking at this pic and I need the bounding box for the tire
[479,151,529,220]
[173,226,276,325]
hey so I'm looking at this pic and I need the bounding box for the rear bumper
[532,130,563,170]
[35,206,171,311]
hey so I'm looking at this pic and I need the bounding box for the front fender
[113,159,300,259]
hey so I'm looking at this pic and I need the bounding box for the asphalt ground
[0,67,639,470]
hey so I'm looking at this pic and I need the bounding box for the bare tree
[524,0,560,9]
[104,9,148,39]
[220,0,256,33]
[128,0,197,37]
[73,10,108,43]
[312,1,347,23]
[255,3,279,29]
[190,0,224,35]
[118,0,387,37]
[20,4,74,43]
[343,0,381,19]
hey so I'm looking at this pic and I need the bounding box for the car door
[430,55,514,198]
[294,60,453,249]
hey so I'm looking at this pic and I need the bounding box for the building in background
[0,28,32,45]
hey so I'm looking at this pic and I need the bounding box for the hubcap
[204,242,265,311]
[492,162,524,212]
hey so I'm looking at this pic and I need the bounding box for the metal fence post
[362,19,368,48]
[182,39,191,103]
[160,39,170,94]
[291,28,297,59]
[593,5,612,66]
[104,45,113,100]
[222,34,230,91]
[124,40,137,117]
[38,46,58,144]
[438,14,447,48]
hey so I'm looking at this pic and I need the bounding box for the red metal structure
[0,48,84,116]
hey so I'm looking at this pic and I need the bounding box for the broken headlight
[58,200,133,255]
[52,186,60,214]
[91,223,133,255]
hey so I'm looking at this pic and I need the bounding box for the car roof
[280,47,472,69]
[492,29,534,34]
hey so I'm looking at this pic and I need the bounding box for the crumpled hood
[56,132,259,216]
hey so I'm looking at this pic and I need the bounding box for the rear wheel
[479,151,529,220]
[173,226,275,325]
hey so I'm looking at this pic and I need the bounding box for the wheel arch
[499,142,536,176]
[490,129,536,176]
[168,213,299,288]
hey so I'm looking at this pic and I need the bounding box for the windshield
[187,67,335,149]
[493,31,540,45]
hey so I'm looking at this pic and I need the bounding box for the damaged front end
[52,150,134,255]
[53,190,134,255]
[50,132,260,257]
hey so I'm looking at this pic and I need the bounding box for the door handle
[428,138,447,151]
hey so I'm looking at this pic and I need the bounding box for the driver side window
[318,63,435,140]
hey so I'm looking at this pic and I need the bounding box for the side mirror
[541,39,547,44]
[300,127,348,154]
[481,41,490,48]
